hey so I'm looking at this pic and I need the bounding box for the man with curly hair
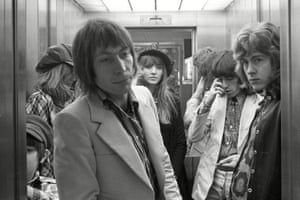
[230,22,281,200]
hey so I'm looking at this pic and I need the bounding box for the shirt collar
[258,89,277,101]
[95,86,139,111]
[229,91,246,106]
[236,92,246,106]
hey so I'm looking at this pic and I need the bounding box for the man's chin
[252,84,264,92]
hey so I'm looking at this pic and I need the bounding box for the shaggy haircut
[211,50,237,78]
[72,18,137,94]
[193,47,218,92]
[36,64,74,106]
[232,22,280,98]
[193,47,217,77]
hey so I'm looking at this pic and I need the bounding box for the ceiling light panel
[203,0,234,10]
[180,0,207,11]
[102,0,132,12]
[157,0,182,11]
[75,0,107,12]
[130,0,154,12]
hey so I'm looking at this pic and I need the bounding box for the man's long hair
[232,22,280,99]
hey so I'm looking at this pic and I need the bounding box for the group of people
[24,17,281,200]
[25,43,76,199]
[186,22,280,200]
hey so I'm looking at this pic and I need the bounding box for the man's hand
[202,78,224,106]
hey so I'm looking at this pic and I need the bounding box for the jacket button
[248,188,253,193]
[251,169,255,174]
[254,150,257,155]
[256,130,260,135]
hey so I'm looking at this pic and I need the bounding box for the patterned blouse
[26,90,55,127]
[26,90,55,178]
[27,175,59,200]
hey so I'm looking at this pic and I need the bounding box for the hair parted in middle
[137,52,178,124]
[72,18,138,94]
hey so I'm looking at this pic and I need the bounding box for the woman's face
[139,56,164,85]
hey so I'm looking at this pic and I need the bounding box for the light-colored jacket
[53,85,182,200]
[189,93,262,200]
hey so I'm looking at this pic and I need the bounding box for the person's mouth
[113,76,131,84]
[148,76,158,80]
[249,78,260,84]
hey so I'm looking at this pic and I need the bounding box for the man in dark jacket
[230,22,281,200]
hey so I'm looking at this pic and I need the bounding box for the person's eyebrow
[96,47,130,56]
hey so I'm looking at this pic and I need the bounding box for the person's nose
[246,62,257,75]
[114,56,127,73]
[150,65,157,74]
[222,80,229,89]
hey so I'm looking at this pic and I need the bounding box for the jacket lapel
[209,95,228,149]
[137,101,165,190]
[237,94,263,152]
[86,94,153,189]
[193,95,227,199]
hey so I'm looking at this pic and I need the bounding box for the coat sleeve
[183,77,206,128]
[144,88,182,200]
[187,108,210,145]
[53,112,99,200]
[162,147,183,200]
[134,85,182,200]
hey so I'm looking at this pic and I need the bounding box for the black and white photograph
[0,0,297,200]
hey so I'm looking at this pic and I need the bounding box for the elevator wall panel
[226,0,258,47]
[0,0,26,199]
[0,0,16,198]
[26,0,83,95]
[226,0,280,55]
[259,0,280,25]
[281,0,300,198]
[26,0,39,97]
[56,0,83,44]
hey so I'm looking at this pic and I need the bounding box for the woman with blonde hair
[137,49,188,200]
[26,43,76,178]
[26,44,76,127]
